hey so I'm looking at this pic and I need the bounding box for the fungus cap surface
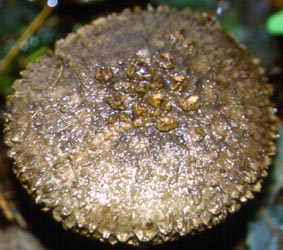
[4,6,278,245]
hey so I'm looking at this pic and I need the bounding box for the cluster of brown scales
[4,5,278,246]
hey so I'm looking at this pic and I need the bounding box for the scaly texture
[4,6,278,245]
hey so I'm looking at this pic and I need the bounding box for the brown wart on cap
[4,5,278,246]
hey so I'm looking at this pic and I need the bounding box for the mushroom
[4,6,278,245]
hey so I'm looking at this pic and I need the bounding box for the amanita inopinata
[4,6,278,245]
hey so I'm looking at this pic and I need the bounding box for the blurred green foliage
[266,10,283,35]
[0,0,55,96]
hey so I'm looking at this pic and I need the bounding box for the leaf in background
[266,10,283,35]
[246,205,283,250]
[264,122,283,204]
[218,7,246,41]
[0,74,13,96]
[0,1,56,97]
[27,46,49,63]
[0,226,46,250]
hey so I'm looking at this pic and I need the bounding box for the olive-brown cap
[4,6,278,245]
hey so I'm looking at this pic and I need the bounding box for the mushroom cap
[4,6,278,245]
